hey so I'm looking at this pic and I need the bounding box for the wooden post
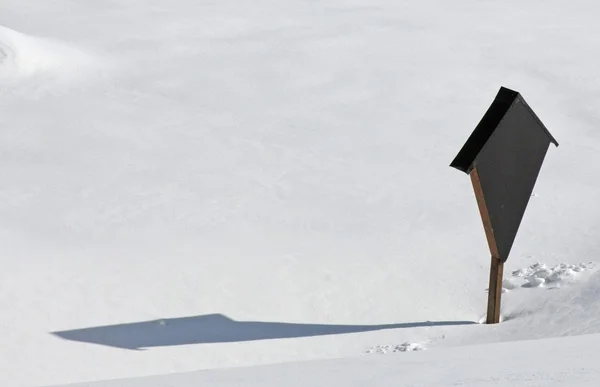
[486,256,503,324]
[470,168,503,324]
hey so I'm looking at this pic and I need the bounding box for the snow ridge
[0,25,102,86]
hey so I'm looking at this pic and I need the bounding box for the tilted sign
[450,86,558,323]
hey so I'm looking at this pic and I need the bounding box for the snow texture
[366,342,426,354]
[504,262,594,290]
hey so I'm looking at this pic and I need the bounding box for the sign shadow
[51,314,475,350]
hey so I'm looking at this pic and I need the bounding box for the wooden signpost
[450,87,558,324]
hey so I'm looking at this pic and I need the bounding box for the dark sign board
[451,86,558,323]
[451,87,558,263]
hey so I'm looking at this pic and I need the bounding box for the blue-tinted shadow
[52,314,475,350]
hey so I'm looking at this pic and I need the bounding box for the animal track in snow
[366,342,426,354]
[502,262,594,291]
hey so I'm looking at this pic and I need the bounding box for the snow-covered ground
[54,333,600,387]
[2,0,600,386]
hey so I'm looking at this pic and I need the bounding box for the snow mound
[502,262,594,290]
[497,270,600,340]
[366,342,426,354]
[0,25,101,85]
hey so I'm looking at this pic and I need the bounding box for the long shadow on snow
[51,313,475,350]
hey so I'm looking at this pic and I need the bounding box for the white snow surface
[1,0,600,386]
[52,334,600,387]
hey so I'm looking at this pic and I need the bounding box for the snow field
[52,333,600,387]
[2,0,600,386]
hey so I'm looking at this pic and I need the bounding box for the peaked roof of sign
[450,86,559,174]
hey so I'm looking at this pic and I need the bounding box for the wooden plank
[470,167,503,324]
[470,168,500,258]
[486,256,504,324]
